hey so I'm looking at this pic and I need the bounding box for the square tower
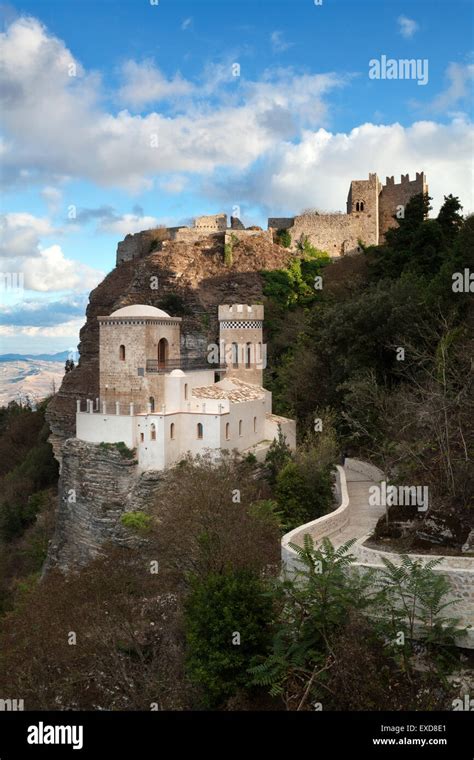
[218,304,265,386]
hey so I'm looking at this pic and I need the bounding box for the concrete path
[331,463,385,548]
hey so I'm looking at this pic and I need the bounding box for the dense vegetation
[264,194,473,551]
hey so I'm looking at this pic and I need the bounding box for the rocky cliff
[45,230,292,568]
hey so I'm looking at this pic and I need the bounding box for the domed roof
[169,369,186,377]
[110,304,170,318]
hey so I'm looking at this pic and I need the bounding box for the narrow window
[119,344,126,361]
[170,423,175,439]
[149,396,155,412]
[150,423,156,441]
[226,422,230,440]
[184,383,188,400]
[140,432,144,443]
[360,201,364,211]
[253,416,257,433]
[245,342,252,369]
[232,342,238,368]
[197,422,203,439]
[239,420,242,437]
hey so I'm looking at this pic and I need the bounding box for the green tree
[184,569,273,707]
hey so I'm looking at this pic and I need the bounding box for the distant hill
[0,352,72,363]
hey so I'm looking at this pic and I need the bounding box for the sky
[0,0,473,354]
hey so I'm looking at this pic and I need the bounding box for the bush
[121,512,151,533]
[277,229,292,248]
[184,569,273,707]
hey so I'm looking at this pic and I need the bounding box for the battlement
[218,304,264,322]
[383,172,426,188]
[193,213,227,231]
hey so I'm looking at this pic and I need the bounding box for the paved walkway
[335,464,386,546]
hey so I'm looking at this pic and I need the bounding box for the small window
[140,432,144,443]
[119,344,126,361]
[245,342,252,369]
[355,202,360,212]
[239,420,242,437]
[150,423,156,441]
[170,423,175,439]
[149,396,155,412]
[226,422,230,440]
[232,342,239,369]
[197,422,203,439]
[253,416,257,433]
[184,383,188,400]
[360,201,365,211]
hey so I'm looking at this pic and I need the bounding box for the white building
[76,303,296,471]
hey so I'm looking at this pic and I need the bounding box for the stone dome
[169,369,186,377]
[110,304,170,318]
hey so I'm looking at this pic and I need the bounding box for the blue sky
[1,0,473,353]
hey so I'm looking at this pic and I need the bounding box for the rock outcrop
[44,230,293,569]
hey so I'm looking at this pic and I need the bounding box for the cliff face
[44,439,158,571]
[46,231,291,464]
[44,231,292,569]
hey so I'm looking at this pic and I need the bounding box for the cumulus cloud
[0,319,84,338]
[0,212,104,292]
[0,16,344,192]
[207,118,473,217]
[117,59,194,108]
[397,15,419,39]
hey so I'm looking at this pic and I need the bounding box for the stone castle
[76,303,295,471]
[116,171,428,264]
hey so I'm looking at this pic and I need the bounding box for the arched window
[253,416,257,433]
[232,342,239,368]
[245,342,252,369]
[149,396,155,412]
[239,420,242,437]
[197,422,203,439]
[355,202,359,212]
[225,422,230,440]
[184,383,188,400]
[170,423,175,439]
[158,338,168,369]
[360,201,365,212]
[119,344,126,361]
[150,423,156,441]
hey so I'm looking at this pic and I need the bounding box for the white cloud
[427,62,474,112]
[117,59,194,108]
[0,213,54,259]
[271,31,293,53]
[181,17,192,31]
[23,244,103,292]
[210,117,473,217]
[0,17,344,192]
[98,213,160,236]
[0,212,104,292]
[397,15,419,39]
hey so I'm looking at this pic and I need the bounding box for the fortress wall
[225,229,273,245]
[268,217,295,230]
[379,173,428,240]
[290,211,378,257]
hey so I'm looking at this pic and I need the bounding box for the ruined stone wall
[116,228,169,265]
[290,210,377,257]
[193,213,227,231]
[379,172,428,240]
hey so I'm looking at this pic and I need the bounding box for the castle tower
[98,304,182,411]
[346,173,382,245]
[378,172,428,241]
[218,304,265,386]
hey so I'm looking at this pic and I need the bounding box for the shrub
[184,569,273,707]
[121,512,152,533]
